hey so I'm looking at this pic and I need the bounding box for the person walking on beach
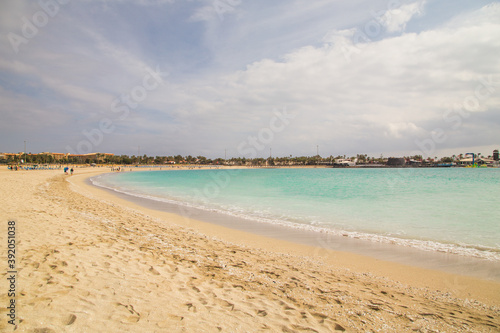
[64,166,69,174]
[70,168,74,175]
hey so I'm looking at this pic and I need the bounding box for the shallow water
[92,167,500,261]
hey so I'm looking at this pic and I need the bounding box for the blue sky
[1,0,499,158]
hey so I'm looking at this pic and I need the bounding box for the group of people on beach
[64,167,74,175]
[7,165,63,171]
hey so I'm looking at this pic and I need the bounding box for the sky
[0,0,499,159]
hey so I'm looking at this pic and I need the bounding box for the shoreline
[89,168,500,282]
[1,167,499,331]
[72,169,500,297]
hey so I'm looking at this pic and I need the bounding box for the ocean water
[92,168,500,261]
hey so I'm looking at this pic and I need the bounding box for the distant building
[458,157,494,166]
[386,157,406,166]
[334,159,356,167]
[0,153,22,160]
[68,153,114,163]
[494,150,499,161]
[1,151,115,163]
[458,157,474,165]
[40,152,69,161]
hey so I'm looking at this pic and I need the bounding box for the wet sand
[0,167,499,332]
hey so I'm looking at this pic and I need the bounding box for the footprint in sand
[257,310,268,317]
[120,315,140,324]
[33,328,56,333]
[63,314,77,325]
[149,266,160,275]
[311,312,328,323]
[168,314,184,321]
[215,299,235,311]
[334,323,346,331]
[185,303,197,313]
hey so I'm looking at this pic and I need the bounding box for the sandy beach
[1,167,499,332]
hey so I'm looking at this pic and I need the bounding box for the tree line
[3,152,487,166]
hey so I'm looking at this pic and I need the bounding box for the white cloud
[384,122,424,139]
[380,0,426,33]
[180,3,500,155]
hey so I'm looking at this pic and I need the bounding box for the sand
[0,167,499,332]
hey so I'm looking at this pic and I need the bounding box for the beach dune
[0,168,499,332]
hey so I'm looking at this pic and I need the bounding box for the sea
[91,167,500,263]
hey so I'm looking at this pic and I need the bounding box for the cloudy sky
[1,0,499,158]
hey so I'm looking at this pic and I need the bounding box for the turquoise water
[92,168,500,260]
